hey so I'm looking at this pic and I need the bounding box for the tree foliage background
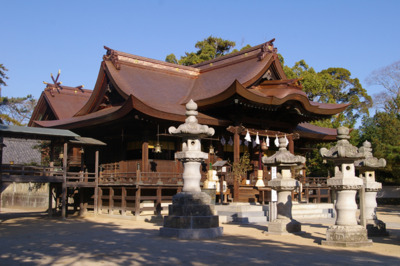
[166,36,251,66]
[0,64,37,126]
[359,60,400,184]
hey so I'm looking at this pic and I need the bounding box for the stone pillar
[320,127,372,247]
[262,138,304,234]
[160,100,223,239]
[355,141,388,236]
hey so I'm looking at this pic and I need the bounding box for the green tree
[283,60,372,128]
[166,36,250,66]
[0,64,37,125]
[0,95,37,126]
[0,64,9,98]
[359,61,400,184]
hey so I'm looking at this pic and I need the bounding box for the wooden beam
[94,150,99,215]
[62,142,68,219]
[142,142,149,172]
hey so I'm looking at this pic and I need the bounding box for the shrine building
[25,39,348,214]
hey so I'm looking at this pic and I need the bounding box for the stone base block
[267,218,301,235]
[367,219,389,237]
[163,215,219,229]
[321,225,373,247]
[160,227,223,239]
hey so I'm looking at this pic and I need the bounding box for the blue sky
[1,0,399,103]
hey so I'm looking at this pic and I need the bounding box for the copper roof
[29,85,92,126]
[32,40,349,130]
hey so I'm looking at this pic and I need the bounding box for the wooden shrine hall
[25,39,348,215]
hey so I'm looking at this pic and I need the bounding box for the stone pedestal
[267,169,301,234]
[363,171,388,236]
[160,192,223,239]
[159,99,223,239]
[321,177,372,247]
[355,141,388,237]
[320,127,372,247]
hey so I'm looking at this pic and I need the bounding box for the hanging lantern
[255,132,260,145]
[261,139,268,150]
[285,134,289,147]
[154,143,162,153]
[228,136,233,146]
[245,130,251,142]
[209,144,215,155]
[274,135,279,147]
[154,125,162,153]
[266,136,270,147]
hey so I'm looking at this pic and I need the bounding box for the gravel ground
[0,206,399,265]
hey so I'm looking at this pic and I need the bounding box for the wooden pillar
[98,187,103,214]
[121,187,127,216]
[142,142,149,172]
[94,150,99,215]
[79,189,85,216]
[233,127,241,202]
[109,187,114,214]
[48,183,53,217]
[288,135,294,154]
[156,187,162,215]
[135,187,141,217]
[61,142,68,219]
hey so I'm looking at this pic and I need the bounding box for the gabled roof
[29,85,92,126]
[32,39,349,130]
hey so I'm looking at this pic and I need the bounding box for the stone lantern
[355,140,387,236]
[159,100,223,239]
[262,137,305,234]
[320,127,372,247]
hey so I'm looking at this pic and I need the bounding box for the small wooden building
[28,39,345,212]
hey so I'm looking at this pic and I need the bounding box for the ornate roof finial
[43,70,84,97]
[258,38,277,61]
[103,46,121,70]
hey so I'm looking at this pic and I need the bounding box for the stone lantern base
[267,218,301,235]
[160,192,223,239]
[321,225,372,247]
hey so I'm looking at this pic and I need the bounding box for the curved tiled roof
[32,40,349,130]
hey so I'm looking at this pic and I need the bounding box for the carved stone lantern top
[262,137,306,167]
[168,99,215,140]
[355,141,386,170]
[320,127,364,162]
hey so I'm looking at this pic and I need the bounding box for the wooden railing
[302,176,331,203]
[99,171,183,186]
[1,164,96,186]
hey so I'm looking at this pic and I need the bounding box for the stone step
[292,208,326,214]
[234,216,268,224]
[293,213,333,219]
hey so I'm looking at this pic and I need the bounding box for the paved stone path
[0,206,399,265]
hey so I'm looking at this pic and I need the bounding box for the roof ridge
[103,46,199,76]
[191,39,277,69]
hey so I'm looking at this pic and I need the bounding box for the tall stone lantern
[320,127,372,247]
[159,100,223,239]
[262,137,305,234]
[355,140,387,236]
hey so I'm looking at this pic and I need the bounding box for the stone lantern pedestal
[159,100,223,239]
[355,141,387,236]
[262,138,304,235]
[320,127,372,247]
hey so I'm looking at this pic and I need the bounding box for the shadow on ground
[1,210,400,265]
